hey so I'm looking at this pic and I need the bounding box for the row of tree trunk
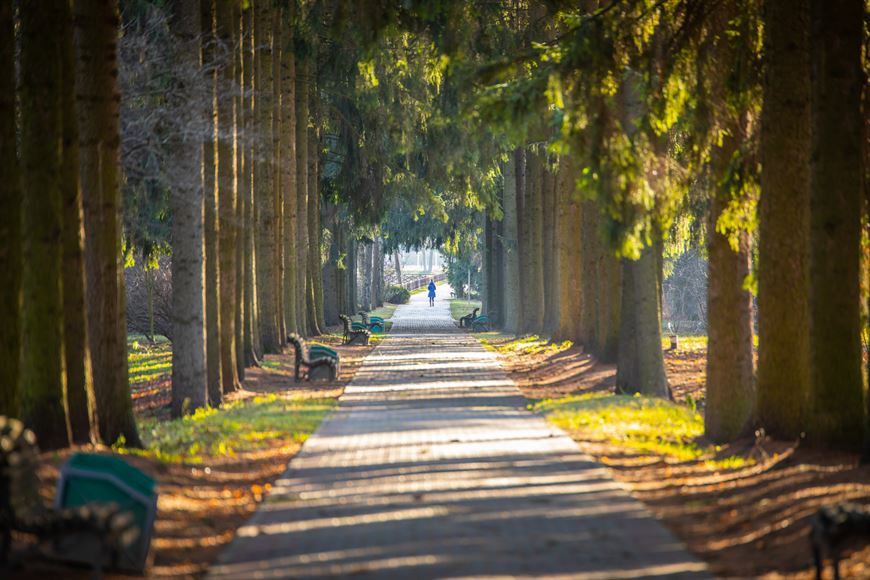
[170,0,329,417]
[482,0,868,453]
[0,0,138,449]
[487,148,622,362]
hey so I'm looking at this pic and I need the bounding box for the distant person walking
[427,279,436,307]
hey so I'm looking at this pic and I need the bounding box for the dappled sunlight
[490,331,870,578]
[213,288,708,579]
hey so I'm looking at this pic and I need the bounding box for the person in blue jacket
[427,279,436,307]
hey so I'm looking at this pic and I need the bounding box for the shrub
[385,285,410,304]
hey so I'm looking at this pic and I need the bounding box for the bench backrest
[286,334,310,371]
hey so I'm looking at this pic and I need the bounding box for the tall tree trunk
[310,87,326,329]
[483,217,493,315]
[281,1,298,336]
[254,0,279,352]
[168,0,208,418]
[19,1,70,449]
[373,237,383,308]
[757,0,811,440]
[202,0,223,406]
[295,58,310,334]
[807,0,865,448]
[234,3,245,381]
[705,191,754,442]
[556,157,582,342]
[516,149,532,334]
[524,150,545,334]
[0,0,20,417]
[242,3,259,367]
[394,251,403,286]
[76,0,140,446]
[348,237,358,313]
[491,179,505,325]
[271,6,285,346]
[362,243,373,311]
[542,157,559,336]
[216,0,240,393]
[596,230,621,362]
[314,145,326,325]
[503,153,522,334]
[60,0,98,444]
[307,89,322,334]
[703,4,755,443]
[614,74,668,398]
[705,137,755,441]
[615,246,669,398]
[322,200,339,325]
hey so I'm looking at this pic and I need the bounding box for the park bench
[0,416,140,576]
[470,312,496,332]
[811,502,870,580]
[287,334,339,381]
[358,311,385,333]
[339,314,371,346]
[459,307,479,328]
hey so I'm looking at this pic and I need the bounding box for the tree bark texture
[234,3,245,381]
[503,153,522,334]
[362,242,373,311]
[216,0,240,393]
[705,148,755,441]
[807,0,865,449]
[348,237,358,314]
[524,150,545,334]
[281,3,298,336]
[59,0,98,444]
[757,0,812,439]
[556,157,582,342]
[394,251,403,287]
[76,0,140,445]
[615,246,669,398]
[272,7,285,347]
[0,0,20,417]
[254,0,280,352]
[373,238,383,308]
[168,0,208,418]
[202,0,223,406]
[242,3,259,367]
[295,58,310,334]
[19,0,71,449]
[703,5,756,443]
[307,95,322,333]
[542,157,559,336]
[322,201,340,325]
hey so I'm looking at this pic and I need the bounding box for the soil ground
[484,333,870,579]
[11,331,373,579]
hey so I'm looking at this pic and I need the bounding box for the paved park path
[210,285,709,579]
